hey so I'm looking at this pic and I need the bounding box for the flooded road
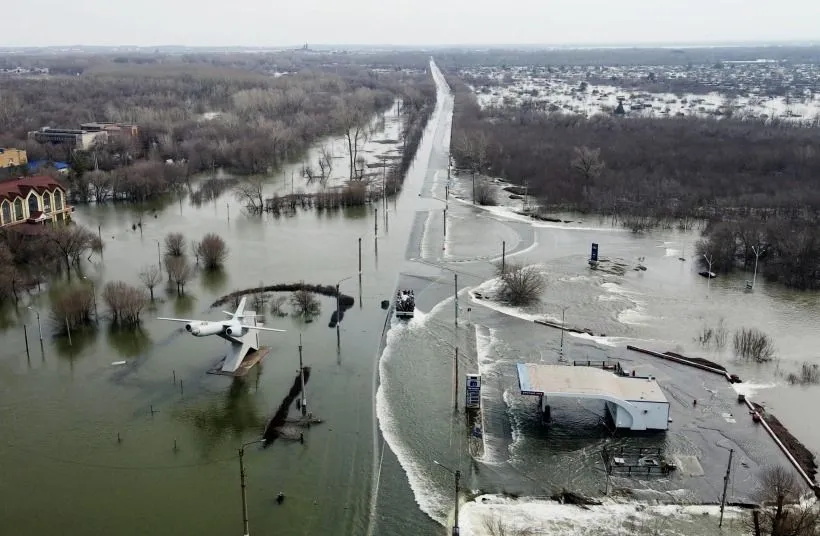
[2,56,819,536]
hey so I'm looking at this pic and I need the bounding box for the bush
[496,262,545,306]
[196,233,228,269]
[475,181,497,206]
[290,287,320,318]
[165,255,193,295]
[697,318,728,350]
[50,284,94,331]
[164,232,186,257]
[733,327,775,362]
[102,281,148,326]
[270,295,288,317]
[786,362,820,385]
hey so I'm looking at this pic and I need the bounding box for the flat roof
[517,363,668,404]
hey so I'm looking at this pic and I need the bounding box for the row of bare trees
[0,223,104,304]
[695,217,820,289]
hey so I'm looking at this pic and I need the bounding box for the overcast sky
[6,0,819,47]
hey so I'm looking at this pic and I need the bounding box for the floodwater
[2,57,819,536]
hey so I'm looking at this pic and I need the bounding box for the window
[1,201,10,224]
[28,194,39,215]
[43,192,52,213]
[54,190,63,211]
[14,198,23,221]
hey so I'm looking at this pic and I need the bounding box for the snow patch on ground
[459,494,744,536]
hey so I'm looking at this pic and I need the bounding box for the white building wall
[628,400,669,430]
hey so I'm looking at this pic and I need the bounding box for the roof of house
[27,160,70,171]
[0,176,67,202]
[517,363,668,403]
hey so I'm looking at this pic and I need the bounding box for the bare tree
[496,262,545,306]
[234,176,265,214]
[164,232,186,257]
[270,295,288,317]
[165,255,193,295]
[290,287,320,318]
[138,264,162,301]
[50,283,94,330]
[570,146,605,193]
[102,281,148,326]
[747,465,820,536]
[301,164,318,184]
[88,170,112,203]
[318,145,334,184]
[335,96,372,179]
[47,225,97,279]
[196,233,228,270]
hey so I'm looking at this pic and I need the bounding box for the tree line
[0,53,433,205]
[448,75,820,289]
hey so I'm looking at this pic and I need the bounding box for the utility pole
[433,461,461,536]
[443,208,447,241]
[156,240,161,267]
[299,334,306,416]
[559,305,569,363]
[719,448,734,528]
[358,237,362,274]
[472,170,476,205]
[65,316,72,346]
[453,347,459,410]
[227,203,230,221]
[751,245,762,290]
[703,254,714,296]
[501,241,506,274]
[238,439,265,536]
[374,208,378,237]
[454,274,458,328]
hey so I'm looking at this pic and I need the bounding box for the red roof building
[0,175,74,227]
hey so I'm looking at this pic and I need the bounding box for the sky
[5,0,819,48]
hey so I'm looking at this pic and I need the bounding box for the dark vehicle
[395,289,415,319]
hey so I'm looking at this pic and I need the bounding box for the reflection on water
[199,267,228,293]
[178,376,265,455]
[171,293,197,316]
[106,325,152,358]
[53,326,98,360]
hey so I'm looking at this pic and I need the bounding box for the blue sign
[591,243,599,262]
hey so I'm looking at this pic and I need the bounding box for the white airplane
[159,297,285,373]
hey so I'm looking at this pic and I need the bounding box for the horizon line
[2,40,820,51]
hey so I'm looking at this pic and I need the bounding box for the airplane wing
[246,326,286,333]
[157,317,196,323]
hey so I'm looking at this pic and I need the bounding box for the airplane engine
[186,321,223,337]
[224,325,245,337]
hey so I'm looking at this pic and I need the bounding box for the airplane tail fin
[232,297,247,320]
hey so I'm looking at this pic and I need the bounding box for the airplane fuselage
[185,320,245,337]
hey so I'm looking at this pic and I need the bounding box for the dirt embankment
[753,402,819,482]
[211,283,355,309]
[663,351,727,372]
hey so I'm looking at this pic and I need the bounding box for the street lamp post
[434,460,461,535]
[155,239,162,267]
[238,438,266,536]
[559,305,570,363]
[27,307,43,343]
[717,445,734,528]
[703,254,714,296]
[751,245,762,290]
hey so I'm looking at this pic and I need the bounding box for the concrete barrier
[626,345,726,376]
